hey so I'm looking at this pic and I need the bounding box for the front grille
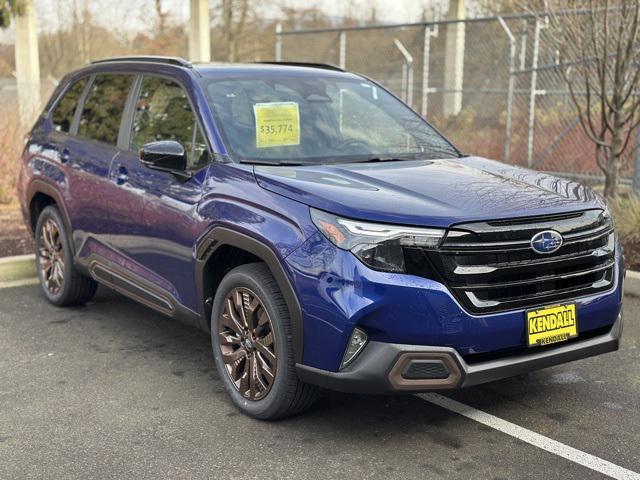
[405,209,616,314]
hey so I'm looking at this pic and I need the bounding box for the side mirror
[138,140,188,175]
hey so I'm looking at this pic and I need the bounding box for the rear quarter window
[78,74,133,145]
[50,77,88,133]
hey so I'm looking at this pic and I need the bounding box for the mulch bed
[621,239,640,272]
[0,204,34,257]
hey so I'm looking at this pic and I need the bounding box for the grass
[611,195,640,270]
[0,104,22,206]
[612,195,640,244]
[0,97,32,254]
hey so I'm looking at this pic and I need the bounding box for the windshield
[203,75,460,165]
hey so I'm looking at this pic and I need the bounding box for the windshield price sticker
[253,102,300,148]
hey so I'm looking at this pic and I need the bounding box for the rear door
[44,76,91,252]
[108,75,210,312]
[58,73,134,258]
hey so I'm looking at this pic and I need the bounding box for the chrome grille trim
[451,260,615,290]
[441,226,613,252]
[404,209,616,314]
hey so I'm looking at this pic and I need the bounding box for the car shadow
[63,285,553,436]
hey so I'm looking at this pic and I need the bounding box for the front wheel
[211,263,318,420]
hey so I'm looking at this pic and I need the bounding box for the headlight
[602,206,614,227]
[310,208,445,272]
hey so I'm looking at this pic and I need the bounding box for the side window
[51,77,88,133]
[131,76,209,170]
[78,74,133,145]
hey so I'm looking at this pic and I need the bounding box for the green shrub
[611,195,640,269]
[612,195,640,243]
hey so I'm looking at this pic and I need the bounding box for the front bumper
[296,313,622,394]
[285,232,623,372]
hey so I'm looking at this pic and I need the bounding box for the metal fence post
[401,64,408,102]
[519,19,528,70]
[275,23,282,61]
[498,17,516,164]
[421,25,432,118]
[338,31,346,69]
[527,17,541,168]
[394,38,414,107]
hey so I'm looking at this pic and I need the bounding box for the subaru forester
[18,56,623,419]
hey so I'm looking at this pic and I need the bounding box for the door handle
[115,166,129,185]
[59,147,70,164]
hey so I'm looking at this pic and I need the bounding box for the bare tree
[0,0,23,27]
[537,0,640,198]
[72,0,91,64]
[220,0,250,62]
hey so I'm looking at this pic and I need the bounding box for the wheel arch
[195,227,304,364]
[27,181,73,248]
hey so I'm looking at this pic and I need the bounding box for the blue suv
[18,57,623,419]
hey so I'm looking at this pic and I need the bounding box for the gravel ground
[0,284,638,479]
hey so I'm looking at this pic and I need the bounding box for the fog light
[341,327,368,369]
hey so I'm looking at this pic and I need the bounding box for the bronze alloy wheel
[218,287,277,401]
[38,218,65,295]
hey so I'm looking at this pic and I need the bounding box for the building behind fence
[276,11,639,191]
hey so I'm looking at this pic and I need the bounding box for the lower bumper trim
[296,314,622,394]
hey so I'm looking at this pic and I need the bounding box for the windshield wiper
[238,159,304,166]
[353,156,413,163]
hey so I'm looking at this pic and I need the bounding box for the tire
[35,205,98,307]
[211,262,318,420]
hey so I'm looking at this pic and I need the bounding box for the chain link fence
[276,12,639,191]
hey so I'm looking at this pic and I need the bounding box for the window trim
[119,74,143,151]
[125,72,213,172]
[70,74,94,136]
[46,74,92,137]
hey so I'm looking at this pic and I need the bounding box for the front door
[108,75,210,312]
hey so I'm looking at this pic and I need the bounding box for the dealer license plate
[526,304,577,347]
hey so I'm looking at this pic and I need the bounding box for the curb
[624,270,640,298]
[1,253,640,298]
[0,254,37,283]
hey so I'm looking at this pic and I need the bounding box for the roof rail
[91,56,192,68]
[253,61,345,72]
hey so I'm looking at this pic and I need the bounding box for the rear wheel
[35,205,97,306]
[211,263,318,420]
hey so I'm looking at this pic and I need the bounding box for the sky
[0,0,451,43]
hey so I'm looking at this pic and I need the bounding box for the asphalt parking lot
[1,283,638,480]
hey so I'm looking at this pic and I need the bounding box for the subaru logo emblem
[531,230,563,254]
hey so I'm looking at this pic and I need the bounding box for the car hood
[253,157,605,228]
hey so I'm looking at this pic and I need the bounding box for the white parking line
[418,393,640,480]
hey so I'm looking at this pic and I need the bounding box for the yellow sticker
[253,102,300,148]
